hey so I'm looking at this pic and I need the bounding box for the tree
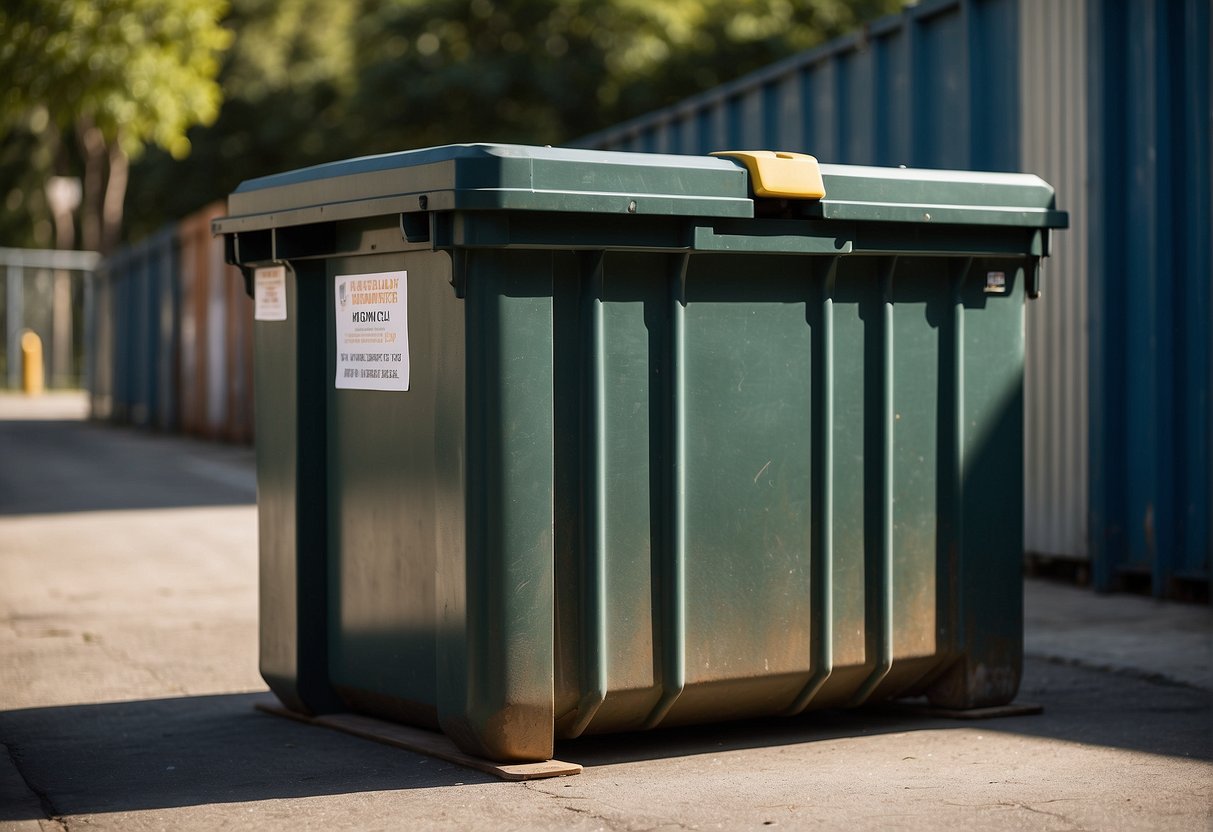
[120,0,901,239]
[346,0,901,151]
[0,0,231,252]
[123,0,360,239]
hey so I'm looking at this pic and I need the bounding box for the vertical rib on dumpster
[786,256,838,715]
[642,254,690,730]
[439,250,556,763]
[257,260,339,715]
[565,253,608,739]
[929,257,1025,708]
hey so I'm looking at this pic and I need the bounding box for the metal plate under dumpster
[214,144,1067,762]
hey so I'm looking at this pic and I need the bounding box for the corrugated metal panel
[1020,0,1089,560]
[176,201,254,443]
[91,202,252,443]
[150,227,180,432]
[106,248,134,424]
[576,0,1023,172]
[205,217,226,434]
[177,209,208,437]
[93,229,178,429]
[1088,0,1211,597]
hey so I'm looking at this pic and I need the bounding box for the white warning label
[334,270,409,391]
[254,266,288,321]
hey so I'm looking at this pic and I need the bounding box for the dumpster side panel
[256,260,339,714]
[887,266,941,669]
[326,250,449,727]
[674,255,816,723]
[225,260,254,443]
[317,245,559,760]
[559,251,667,735]
[548,249,1030,735]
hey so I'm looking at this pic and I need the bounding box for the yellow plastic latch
[710,150,826,199]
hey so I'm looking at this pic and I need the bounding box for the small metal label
[984,271,1007,294]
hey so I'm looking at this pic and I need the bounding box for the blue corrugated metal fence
[1087,0,1211,597]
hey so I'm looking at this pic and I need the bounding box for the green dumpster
[214,144,1067,762]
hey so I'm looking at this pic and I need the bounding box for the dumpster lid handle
[710,151,826,200]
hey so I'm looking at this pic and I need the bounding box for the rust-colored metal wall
[91,202,253,443]
[176,202,254,443]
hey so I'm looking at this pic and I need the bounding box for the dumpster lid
[214,144,1067,235]
[215,144,755,233]
[816,163,1068,228]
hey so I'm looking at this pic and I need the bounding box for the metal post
[83,270,95,402]
[6,264,23,390]
[53,269,73,386]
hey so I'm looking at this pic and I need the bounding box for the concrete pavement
[1,392,1210,831]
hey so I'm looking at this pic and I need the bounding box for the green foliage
[0,115,58,248]
[123,0,360,237]
[0,0,232,248]
[121,0,899,239]
[347,0,900,151]
[0,0,232,159]
[221,0,357,102]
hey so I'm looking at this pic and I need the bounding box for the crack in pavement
[1003,800,1093,832]
[521,780,626,829]
[521,780,701,831]
[4,740,67,830]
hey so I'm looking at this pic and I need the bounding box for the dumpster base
[253,696,582,781]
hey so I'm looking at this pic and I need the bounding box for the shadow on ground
[0,692,481,821]
[566,656,1212,768]
[0,419,254,515]
[2,657,1208,821]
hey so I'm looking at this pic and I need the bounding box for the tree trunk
[77,117,106,253]
[102,138,129,255]
[43,123,74,249]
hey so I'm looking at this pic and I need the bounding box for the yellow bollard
[21,330,44,396]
